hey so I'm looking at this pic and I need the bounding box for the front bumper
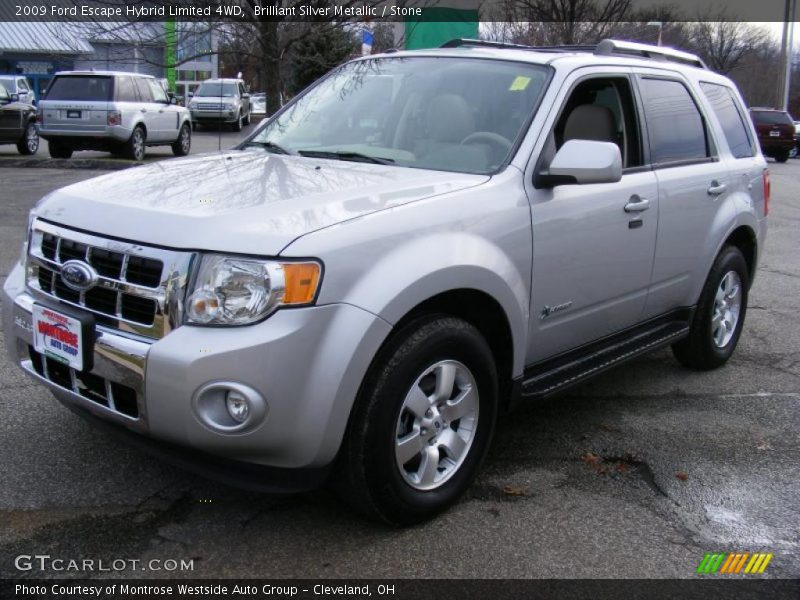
[3,262,392,480]
[190,109,238,123]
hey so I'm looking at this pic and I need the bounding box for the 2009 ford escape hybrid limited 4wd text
[3,40,768,525]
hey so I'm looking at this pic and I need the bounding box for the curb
[0,157,141,171]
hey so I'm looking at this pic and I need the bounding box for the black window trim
[632,73,719,171]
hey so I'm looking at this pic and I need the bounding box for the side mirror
[538,140,622,187]
[241,92,250,99]
[187,92,194,98]
[10,93,19,102]
[170,96,178,105]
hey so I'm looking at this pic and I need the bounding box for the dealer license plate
[66,110,81,118]
[769,130,780,137]
[32,304,85,371]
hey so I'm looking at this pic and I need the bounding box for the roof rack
[440,38,707,70]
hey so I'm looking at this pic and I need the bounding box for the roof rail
[594,39,707,69]
[440,39,596,53]
[440,37,707,69]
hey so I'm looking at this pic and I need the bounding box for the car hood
[33,150,489,255]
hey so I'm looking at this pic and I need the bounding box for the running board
[521,320,690,399]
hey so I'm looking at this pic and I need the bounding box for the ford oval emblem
[60,260,99,292]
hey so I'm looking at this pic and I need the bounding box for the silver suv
[188,78,251,131]
[3,40,768,524]
[38,71,192,160]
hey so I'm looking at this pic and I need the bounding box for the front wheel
[171,123,191,156]
[17,121,39,155]
[672,246,749,370]
[337,316,498,525]
[232,112,243,132]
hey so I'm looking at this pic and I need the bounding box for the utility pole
[778,0,797,110]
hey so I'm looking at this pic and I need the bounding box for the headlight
[226,101,236,109]
[189,101,197,109]
[185,255,321,326]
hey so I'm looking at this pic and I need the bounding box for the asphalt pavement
[0,158,798,580]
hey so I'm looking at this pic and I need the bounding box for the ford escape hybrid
[3,40,767,525]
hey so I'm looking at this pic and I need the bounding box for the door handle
[707,181,727,196]
[624,196,650,212]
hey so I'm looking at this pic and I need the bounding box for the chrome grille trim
[25,219,196,340]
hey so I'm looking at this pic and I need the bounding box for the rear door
[634,72,732,318]
[131,77,163,141]
[145,78,179,141]
[39,75,112,133]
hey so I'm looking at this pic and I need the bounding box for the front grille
[27,221,195,339]
[29,346,139,418]
[197,103,225,111]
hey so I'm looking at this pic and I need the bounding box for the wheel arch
[723,225,757,286]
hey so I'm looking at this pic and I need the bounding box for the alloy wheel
[712,270,742,348]
[394,360,479,491]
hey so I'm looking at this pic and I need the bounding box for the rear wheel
[775,150,790,163]
[47,140,73,159]
[124,126,146,161]
[17,121,39,155]
[672,246,749,370]
[171,123,191,156]
[243,111,251,126]
[336,316,498,525]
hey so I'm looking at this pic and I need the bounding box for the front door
[526,71,659,363]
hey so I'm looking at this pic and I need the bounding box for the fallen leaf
[676,471,689,481]
[502,485,527,497]
[756,441,772,451]
[582,452,602,466]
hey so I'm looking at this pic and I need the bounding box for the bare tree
[687,15,772,74]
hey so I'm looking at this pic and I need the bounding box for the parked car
[250,92,267,116]
[0,75,37,105]
[0,82,39,155]
[3,40,767,525]
[37,71,192,161]
[188,78,251,131]
[749,108,795,163]
[791,121,800,159]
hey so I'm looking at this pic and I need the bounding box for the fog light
[226,390,249,423]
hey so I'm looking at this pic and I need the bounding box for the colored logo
[697,552,773,575]
[60,260,98,292]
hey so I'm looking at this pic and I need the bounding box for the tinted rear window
[46,76,113,101]
[639,78,709,164]
[751,110,793,126]
[700,82,755,159]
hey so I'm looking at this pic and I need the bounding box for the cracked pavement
[0,162,798,580]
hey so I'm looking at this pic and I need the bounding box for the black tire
[672,246,749,371]
[243,111,251,126]
[775,151,790,163]
[16,121,39,155]
[232,112,242,132]
[336,315,498,526]
[171,123,191,156]
[48,140,73,159]
[124,126,146,161]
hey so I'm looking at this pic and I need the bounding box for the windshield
[249,57,550,174]
[46,76,113,101]
[0,77,14,91]
[196,82,237,97]
[751,110,793,126]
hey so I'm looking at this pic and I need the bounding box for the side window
[132,77,152,102]
[552,77,643,169]
[699,82,756,159]
[238,83,245,98]
[638,78,709,164]
[147,79,168,103]
[116,77,137,102]
[18,79,29,92]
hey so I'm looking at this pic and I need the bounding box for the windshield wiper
[297,149,394,165]
[241,140,293,155]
